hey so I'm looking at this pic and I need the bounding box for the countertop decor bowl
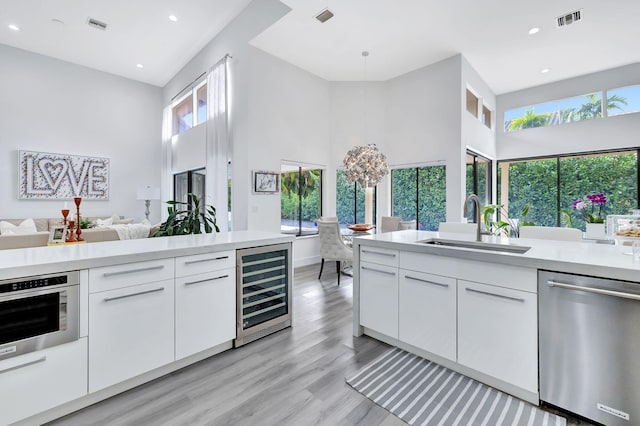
[347,224,375,232]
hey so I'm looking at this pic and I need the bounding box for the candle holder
[74,197,84,241]
[61,209,70,226]
[66,220,77,242]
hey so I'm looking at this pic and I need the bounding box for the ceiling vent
[315,9,334,23]
[87,17,108,31]
[556,9,582,27]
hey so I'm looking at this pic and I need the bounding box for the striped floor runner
[346,347,566,426]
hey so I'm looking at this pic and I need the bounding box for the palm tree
[508,108,551,131]
[576,94,628,120]
[281,170,319,199]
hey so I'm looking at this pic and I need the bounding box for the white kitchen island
[352,230,640,406]
[0,231,293,426]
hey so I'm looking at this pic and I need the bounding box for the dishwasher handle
[547,280,640,301]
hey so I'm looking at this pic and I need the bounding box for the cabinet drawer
[399,270,456,361]
[175,268,236,359]
[0,338,87,425]
[89,258,174,293]
[360,246,399,267]
[457,280,538,393]
[89,280,174,393]
[360,261,399,338]
[175,250,235,278]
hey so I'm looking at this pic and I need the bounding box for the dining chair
[398,220,417,230]
[317,220,353,285]
[380,216,402,233]
[519,226,583,241]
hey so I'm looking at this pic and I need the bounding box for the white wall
[0,44,163,223]
[162,0,291,232]
[386,55,464,222]
[497,63,640,160]
[247,47,331,267]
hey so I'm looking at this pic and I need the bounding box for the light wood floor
[50,265,591,426]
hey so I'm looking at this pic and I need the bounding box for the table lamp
[137,185,161,220]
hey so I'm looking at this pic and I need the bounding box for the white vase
[585,222,606,239]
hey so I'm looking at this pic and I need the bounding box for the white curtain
[160,105,173,221]
[205,56,230,232]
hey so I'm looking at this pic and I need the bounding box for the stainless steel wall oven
[0,271,80,361]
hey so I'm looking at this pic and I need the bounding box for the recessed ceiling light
[136,64,144,69]
[541,68,550,74]
[8,24,20,31]
[168,15,178,22]
[528,27,540,35]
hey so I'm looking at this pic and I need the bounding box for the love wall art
[18,151,110,200]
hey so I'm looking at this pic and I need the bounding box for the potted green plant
[481,203,533,237]
[153,193,219,237]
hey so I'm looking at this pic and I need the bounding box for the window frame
[173,167,206,212]
[171,79,208,137]
[335,169,377,227]
[497,147,640,227]
[280,166,323,237]
[466,150,493,223]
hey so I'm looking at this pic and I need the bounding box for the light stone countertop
[354,230,640,283]
[0,231,294,280]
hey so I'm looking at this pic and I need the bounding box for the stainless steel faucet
[463,194,483,242]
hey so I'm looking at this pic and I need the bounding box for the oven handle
[104,287,164,302]
[547,280,640,301]
[0,356,46,375]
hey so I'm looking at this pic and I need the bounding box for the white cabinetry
[0,338,87,426]
[360,261,398,338]
[88,260,175,393]
[175,250,236,360]
[457,279,538,393]
[399,271,456,361]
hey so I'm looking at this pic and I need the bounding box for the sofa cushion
[94,217,114,228]
[0,218,38,235]
[0,231,49,250]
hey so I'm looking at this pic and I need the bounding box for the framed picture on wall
[253,171,280,194]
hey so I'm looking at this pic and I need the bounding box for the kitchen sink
[419,238,531,254]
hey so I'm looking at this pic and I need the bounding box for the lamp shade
[137,185,161,200]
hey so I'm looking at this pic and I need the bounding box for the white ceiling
[0,0,253,87]
[251,0,640,94]
[1,1,639,93]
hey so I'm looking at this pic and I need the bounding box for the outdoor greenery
[392,166,446,231]
[508,93,629,131]
[280,169,321,233]
[336,170,373,225]
[499,152,638,231]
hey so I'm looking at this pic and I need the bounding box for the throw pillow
[94,217,114,228]
[0,218,38,235]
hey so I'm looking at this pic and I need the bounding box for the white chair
[438,222,477,234]
[380,216,402,233]
[519,226,582,242]
[317,216,338,222]
[318,220,353,285]
[398,220,416,230]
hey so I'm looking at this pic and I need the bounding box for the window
[174,168,206,211]
[391,165,446,231]
[498,149,638,230]
[465,151,492,222]
[171,81,207,136]
[280,166,322,236]
[336,170,376,228]
[607,85,640,117]
[466,89,478,117]
[482,105,492,129]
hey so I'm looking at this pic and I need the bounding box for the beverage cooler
[234,243,292,347]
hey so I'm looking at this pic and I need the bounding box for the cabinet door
[0,338,87,425]
[399,271,456,361]
[360,261,398,338]
[89,280,174,393]
[175,268,236,359]
[458,280,537,393]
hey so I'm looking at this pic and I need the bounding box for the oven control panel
[0,275,68,293]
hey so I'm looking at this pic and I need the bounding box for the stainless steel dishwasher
[539,270,640,426]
